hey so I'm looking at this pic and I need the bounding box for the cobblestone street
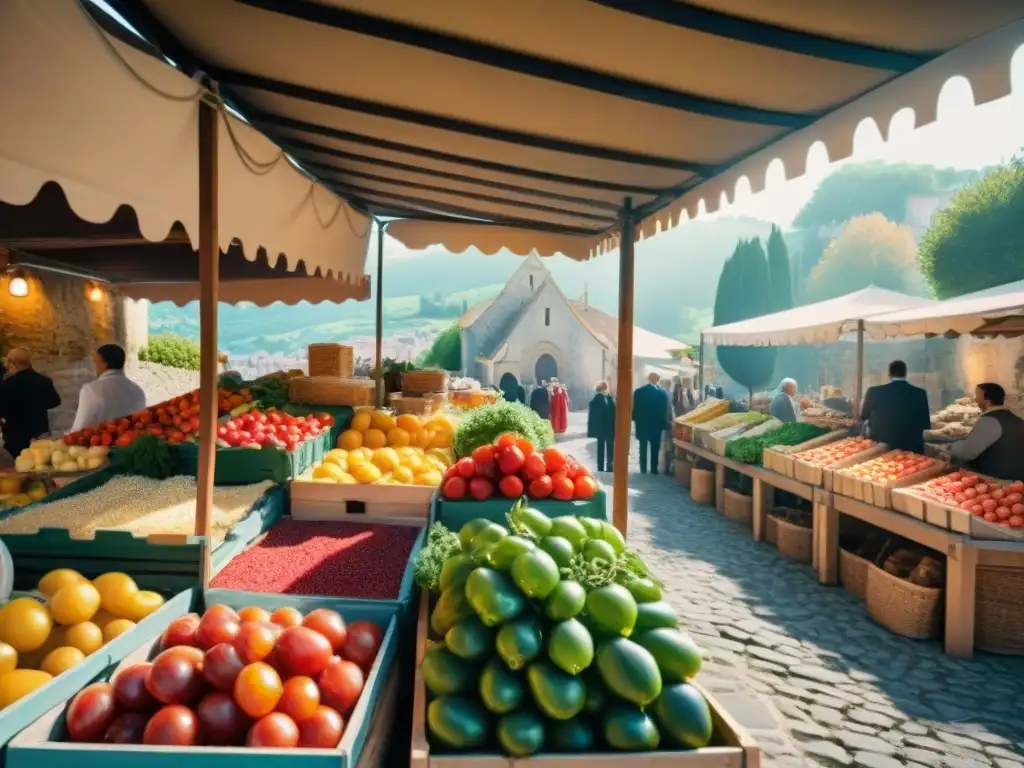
[556,415,1024,767]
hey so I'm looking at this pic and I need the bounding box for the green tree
[713,238,777,400]
[805,214,930,302]
[420,322,461,370]
[766,224,793,313]
[920,158,1024,298]
[138,334,201,371]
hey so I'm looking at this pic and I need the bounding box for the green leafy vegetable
[249,378,290,409]
[414,522,463,592]
[725,422,828,465]
[111,435,178,479]
[453,401,555,458]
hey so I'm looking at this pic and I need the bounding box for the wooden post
[374,221,385,408]
[854,320,865,419]
[815,491,839,585]
[697,333,704,394]
[714,462,726,513]
[195,99,220,586]
[751,477,774,541]
[612,199,635,538]
[945,540,978,658]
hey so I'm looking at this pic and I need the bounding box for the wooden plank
[410,593,430,768]
[944,540,978,658]
[715,462,726,514]
[751,478,774,542]
[612,200,635,539]
[815,496,839,586]
[832,494,960,553]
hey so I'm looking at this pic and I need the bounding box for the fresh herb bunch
[453,401,555,458]
[725,422,828,464]
[112,435,178,479]
[413,522,462,592]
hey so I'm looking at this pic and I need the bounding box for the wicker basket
[675,458,693,487]
[775,518,812,564]
[289,376,374,407]
[723,489,753,527]
[766,515,779,544]
[690,468,714,505]
[307,344,354,378]
[402,369,449,394]
[389,392,447,416]
[865,563,943,640]
[450,389,500,409]
[839,549,870,601]
[975,566,1024,654]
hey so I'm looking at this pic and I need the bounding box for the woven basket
[289,376,374,407]
[390,392,447,417]
[776,518,812,563]
[450,389,500,409]
[675,458,693,487]
[723,489,753,527]
[307,344,354,378]
[690,468,714,505]
[766,515,779,544]
[865,563,943,640]
[839,549,871,601]
[402,369,449,394]
[975,566,1024,654]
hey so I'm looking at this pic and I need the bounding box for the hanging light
[86,282,104,302]
[7,269,28,298]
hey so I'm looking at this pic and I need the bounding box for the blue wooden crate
[6,591,400,768]
[431,487,609,532]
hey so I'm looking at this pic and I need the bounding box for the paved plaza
[556,415,1024,767]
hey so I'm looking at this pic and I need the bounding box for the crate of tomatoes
[435,434,606,532]
[6,590,399,768]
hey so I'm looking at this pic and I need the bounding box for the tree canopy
[420,322,461,371]
[919,158,1024,299]
[713,238,777,396]
[766,225,793,313]
[805,213,930,302]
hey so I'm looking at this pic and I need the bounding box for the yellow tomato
[369,410,395,433]
[37,569,86,599]
[350,462,383,485]
[392,466,415,485]
[386,427,411,447]
[0,670,52,708]
[350,410,373,432]
[313,463,349,482]
[93,573,139,616]
[102,619,136,643]
[428,430,453,450]
[363,428,387,450]
[372,447,401,473]
[415,429,434,449]
[395,414,422,433]
[1,599,53,653]
[41,647,85,677]
[49,582,101,626]
[323,449,348,466]
[415,469,444,487]
[64,622,104,655]
[337,429,363,451]
[399,450,425,473]
[122,591,164,622]
[0,643,17,676]
[426,448,454,467]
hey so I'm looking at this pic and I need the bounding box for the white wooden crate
[290,474,434,521]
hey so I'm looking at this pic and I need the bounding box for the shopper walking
[633,372,671,475]
[587,382,616,472]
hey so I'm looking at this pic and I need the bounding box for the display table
[431,488,608,532]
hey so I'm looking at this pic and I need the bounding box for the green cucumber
[444,615,494,661]
[464,567,525,627]
[547,618,594,675]
[653,682,714,748]
[496,620,543,671]
[427,695,489,749]
[595,637,663,707]
[479,659,525,714]
[526,661,586,721]
[635,628,703,682]
[421,646,474,696]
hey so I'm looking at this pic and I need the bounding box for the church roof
[458,299,492,328]
[569,302,689,359]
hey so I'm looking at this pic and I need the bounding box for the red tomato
[144,705,200,746]
[529,474,553,499]
[234,621,278,664]
[515,437,534,458]
[497,445,526,476]
[318,659,365,714]
[453,457,476,479]
[146,650,202,705]
[234,663,283,718]
[302,609,347,652]
[270,607,304,629]
[247,713,299,748]
[104,712,148,744]
[112,663,156,712]
[574,475,598,500]
[206,604,241,622]
[340,622,383,670]
[551,472,575,501]
[442,476,468,501]
[238,606,271,624]
[521,453,547,481]
[276,676,320,722]
[277,627,334,677]
[543,447,568,474]
[195,611,241,650]
[499,474,525,499]
[197,691,250,745]
[66,683,117,742]
[564,459,580,480]
[297,705,344,748]
[203,643,246,691]
[495,433,519,450]
[468,476,495,501]
[471,445,496,465]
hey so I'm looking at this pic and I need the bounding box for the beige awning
[109,0,1024,259]
[863,279,1024,339]
[0,0,372,286]
[120,275,369,306]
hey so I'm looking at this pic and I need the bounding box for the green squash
[497,712,545,758]
[479,658,525,714]
[439,554,476,593]
[578,516,605,539]
[458,518,494,551]
[538,535,576,568]
[624,576,663,604]
[598,521,627,555]
[444,615,495,661]
[421,645,475,696]
[635,628,703,682]
[512,505,553,538]
[549,717,597,752]
[464,567,525,627]
[430,584,472,637]
[653,683,714,748]
[427,695,489,749]
[582,538,617,564]
[595,637,663,707]
[547,618,594,675]
[603,705,661,751]
[526,661,586,721]
[484,535,535,571]
[469,522,508,552]
[496,620,543,671]
[545,580,587,621]
[549,516,588,550]
[585,583,638,637]
[510,548,560,599]
[634,600,680,632]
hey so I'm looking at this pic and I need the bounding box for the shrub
[452,401,555,458]
[138,334,201,371]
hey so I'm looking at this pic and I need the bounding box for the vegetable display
[907,471,1024,528]
[416,502,714,756]
[13,439,109,475]
[61,603,383,748]
[793,437,877,467]
[0,570,165,709]
[452,402,554,459]
[441,436,597,502]
[414,523,464,592]
[724,423,829,465]
[216,409,333,451]
[0,476,273,541]
[673,398,728,427]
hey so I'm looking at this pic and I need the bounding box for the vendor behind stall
[70,344,147,432]
[950,383,1024,481]
[770,378,801,423]
[858,360,930,454]
[0,347,61,457]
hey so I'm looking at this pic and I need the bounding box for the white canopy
[702,286,935,346]
[863,279,1024,339]
[0,0,371,297]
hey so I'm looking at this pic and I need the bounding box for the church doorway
[534,353,558,383]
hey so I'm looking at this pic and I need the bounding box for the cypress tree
[767,225,793,313]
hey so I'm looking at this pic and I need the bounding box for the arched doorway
[535,353,558,383]
[498,372,520,402]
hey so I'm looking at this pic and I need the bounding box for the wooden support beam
[374,222,385,408]
[195,100,220,586]
[611,199,635,537]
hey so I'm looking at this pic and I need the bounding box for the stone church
[458,254,687,406]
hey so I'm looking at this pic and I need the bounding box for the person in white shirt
[70,344,147,432]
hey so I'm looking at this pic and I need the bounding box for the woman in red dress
[550,379,569,435]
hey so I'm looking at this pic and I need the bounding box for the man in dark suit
[0,347,61,458]
[858,360,930,454]
[632,373,671,475]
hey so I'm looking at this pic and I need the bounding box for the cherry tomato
[197,691,250,745]
[276,675,320,722]
[301,609,347,652]
[104,712,148,744]
[235,621,278,664]
[318,659,364,715]
[234,662,283,718]
[205,604,241,623]
[543,447,567,473]
[528,474,553,499]
[551,472,575,501]
[203,642,245,691]
[270,607,303,629]
[112,663,156,712]
[521,453,547,481]
[340,622,383,671]
[66,683,117,742]
[163,645,205,667]
[574,475,598,500]
[195,611,241,650]
[297,705,345,748]
[160,615,200,649]
[238,606,271,624]
[495,432,518,450]
[143,705,199,746]
[247,713,299,748]
[277,627,333,677]
[146,650,201,705]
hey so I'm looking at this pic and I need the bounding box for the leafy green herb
[725,422,829,465]
[413,522,462,592]
[111,435,178,479]
[453,401,554,458]
[561,549,658,591]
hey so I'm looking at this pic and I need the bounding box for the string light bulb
[7,269,28,298]
[86,283,103,302]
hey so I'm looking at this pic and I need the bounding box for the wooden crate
[308,343,355,377]
[291,475,434,521]
[891,487,926,518]
[764,430,846,478]
[795,444,888,488]
[410,592,760,768]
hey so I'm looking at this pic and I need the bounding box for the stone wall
[0,270,148,435]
